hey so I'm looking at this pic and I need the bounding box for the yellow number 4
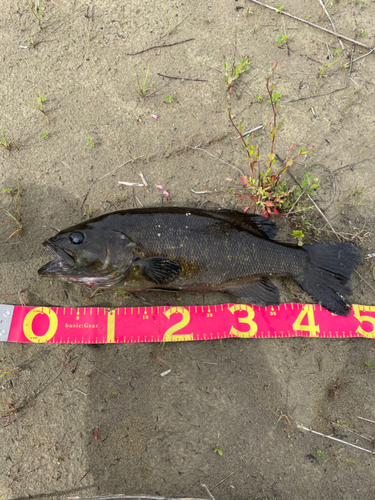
[292,305,320,337]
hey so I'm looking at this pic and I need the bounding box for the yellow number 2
[353,305,375,339]
[292,305,320,337]
[229,305,257,338]
[163,307,193,342]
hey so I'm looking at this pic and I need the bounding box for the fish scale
[113,210,307,288]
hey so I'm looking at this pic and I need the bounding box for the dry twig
[125,38,195,56]
[248,0,375,52]
[157,73,208,82]
[67,484,216,500]
[187,146,244,175]
[298,425,375,454]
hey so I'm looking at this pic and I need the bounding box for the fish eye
[69,232,84,244]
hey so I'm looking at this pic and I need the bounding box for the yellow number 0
[163,307,193,342]
[353,305,375,339]
[23,307,58,343]
[229,304,257,338]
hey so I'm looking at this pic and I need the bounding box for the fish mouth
[38,241,76,277]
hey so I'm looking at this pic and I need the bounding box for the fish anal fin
[224,278,280,306]
[211,209,279,238]
[135,257,181,284]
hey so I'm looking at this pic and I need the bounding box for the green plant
[365,361,373,368]
[276,5,284,13]
[294,172,319,198]
[114,189,127,207]
[359,29,367,36]
[293,230,305,246]
[277,35,288,47]
[318,53,344,79]
[214,444,223,456]
[87,137,95,147]
[163,0,177,35]
[165,95,174,104]
[246,6,253,14]
[255,94,263,102]
[229,62,315,218]
[268,92,281,104]
[82,204,93,218]
[85,5,95,40]
[224,57,251,87]
[26,0,43,28]
[13,15,25,30]
[25,91,48,123]
[317,450,325,457]
[1,183,24,238]
[0,125,19,151]
[42,130,48,139]
[133,65,160,98]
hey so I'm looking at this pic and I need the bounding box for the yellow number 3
[229,304,258,338]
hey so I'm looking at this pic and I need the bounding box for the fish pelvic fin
[224,278,280,306]
[295,242,362,316]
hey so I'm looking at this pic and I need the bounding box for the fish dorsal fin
[134,257,181,284]
[210,209,279,239]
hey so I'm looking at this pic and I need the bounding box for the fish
[38,207,362,316]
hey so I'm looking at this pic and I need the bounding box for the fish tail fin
[295,242,362,316]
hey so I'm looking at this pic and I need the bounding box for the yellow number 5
[229,304,257,338]
[353,305,375,339]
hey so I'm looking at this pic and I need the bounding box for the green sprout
[268,92,281,104]
[42,130,48,139]
[294,173,320,198]
[224,57,251,87]
[165,95,174,104]
[0,124,19,151]
[293,230,305,246]
[214,444,223,456]
[26,0,43,27]
[256,94,263,102]
[25,91,48,123]
[87,137,95,147]
[277,35,288,47]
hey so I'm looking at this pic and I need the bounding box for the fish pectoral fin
[224,279,280,306]
[135,257,181,284]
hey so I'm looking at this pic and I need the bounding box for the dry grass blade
[298,425,375,454]
[248,0,375,51]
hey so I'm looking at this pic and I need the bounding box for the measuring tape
[0,303,374,344]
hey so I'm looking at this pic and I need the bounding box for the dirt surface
[1,1,375,499]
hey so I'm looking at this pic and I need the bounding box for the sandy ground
[1,0,375,499]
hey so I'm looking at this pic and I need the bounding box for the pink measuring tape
[0,303,374,344]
